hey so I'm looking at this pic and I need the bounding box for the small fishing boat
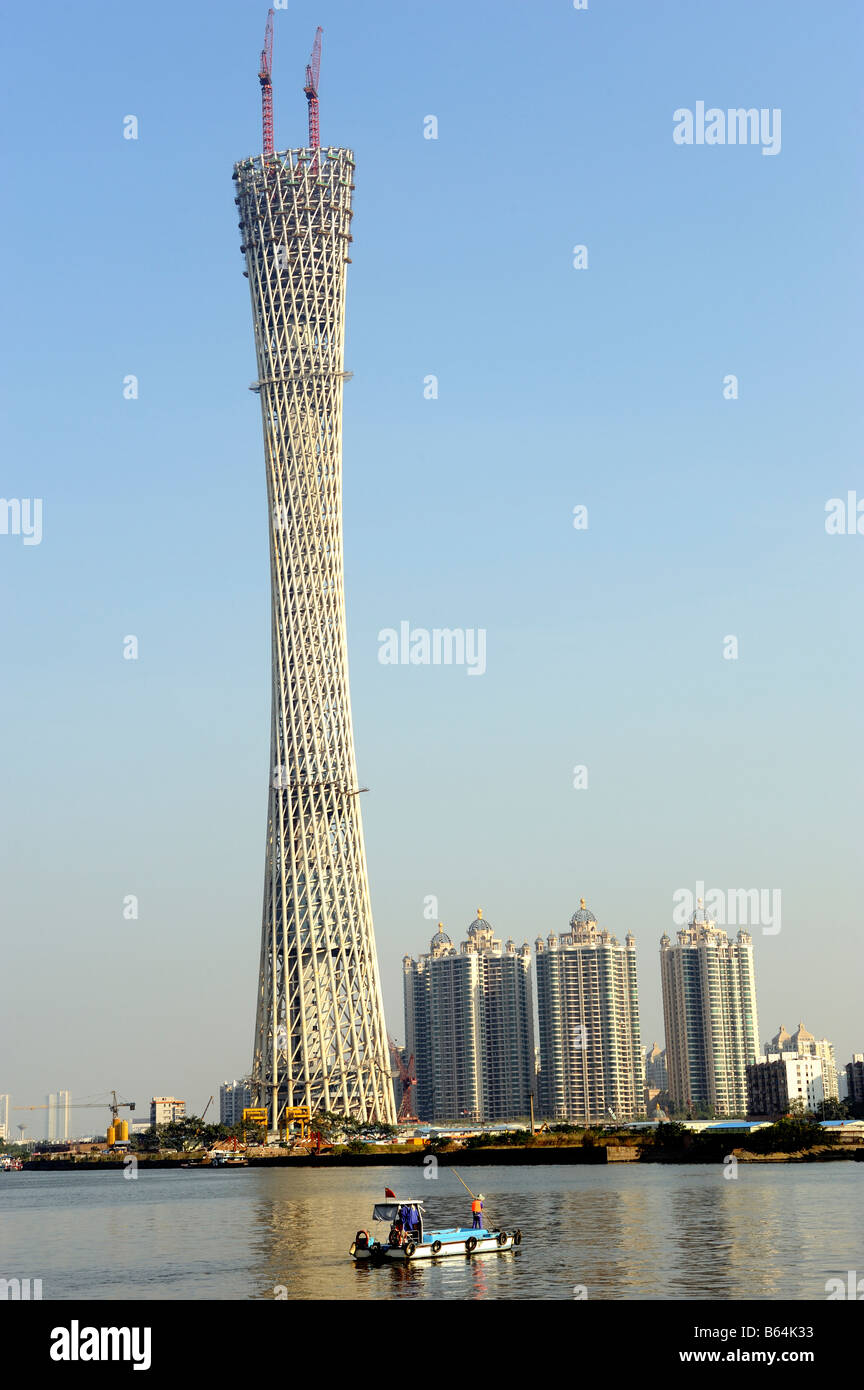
[349,1194,522,1262]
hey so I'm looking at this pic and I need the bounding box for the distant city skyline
[2,893,860,1128]
[1,0,861,1111]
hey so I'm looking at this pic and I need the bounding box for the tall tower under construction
[233,15,395,1127]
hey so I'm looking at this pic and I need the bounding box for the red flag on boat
[384,1187,396,1198]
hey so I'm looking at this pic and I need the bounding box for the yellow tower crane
[13,1092,136,1146]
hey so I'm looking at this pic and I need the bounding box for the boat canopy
[372,1201,424,1222]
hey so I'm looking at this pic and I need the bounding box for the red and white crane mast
[259,8,275,154]
[304,27,323,151]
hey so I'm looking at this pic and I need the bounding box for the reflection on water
[1,1164,861,1300]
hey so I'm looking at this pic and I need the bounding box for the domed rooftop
[430,924,452,949]
[467,907,494,935]
[569,897,597,929]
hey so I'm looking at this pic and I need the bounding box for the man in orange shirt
[471,1193,485,1230]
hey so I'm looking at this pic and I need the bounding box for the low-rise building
[747,1052,824,1117]
[820,1119,864,1142]
[765,1023,838,1101]
[150,1097,186,1127]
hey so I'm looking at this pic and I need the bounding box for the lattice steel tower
[233,16,395,1127]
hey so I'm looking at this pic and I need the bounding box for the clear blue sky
[1,0,861,1130]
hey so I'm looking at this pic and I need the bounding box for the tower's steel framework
[234,145,395,1126]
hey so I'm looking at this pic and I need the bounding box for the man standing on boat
[471,1194,485,1230]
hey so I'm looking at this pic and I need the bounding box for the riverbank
[19,1141,864,1170]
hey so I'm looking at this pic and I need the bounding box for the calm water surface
[2,1164,861,1300]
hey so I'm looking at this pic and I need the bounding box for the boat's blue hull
[351,1228,522,1262]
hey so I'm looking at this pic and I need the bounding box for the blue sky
[1,0,861,1128]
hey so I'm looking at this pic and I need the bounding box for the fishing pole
[451,1167,475,1197]
[452,1168,492,1233]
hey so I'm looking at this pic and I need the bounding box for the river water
[2,1163,861,1300]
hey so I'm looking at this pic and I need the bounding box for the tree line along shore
[12,1115,864,1170]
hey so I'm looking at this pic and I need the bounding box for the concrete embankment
[249,1144,642,1168]
[22,1145,640,1171]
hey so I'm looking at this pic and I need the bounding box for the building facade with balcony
[535,900,644,1124]
[403,911,535,1123]
[661,905,760,1117]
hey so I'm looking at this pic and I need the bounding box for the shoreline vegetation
[16,1119,864,1171]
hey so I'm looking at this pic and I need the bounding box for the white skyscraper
[661,905,760,1117]
[535,900,644,1123]
[219,1080,253,1127]
[46,1091,70,1142]
[403,911,535,1123]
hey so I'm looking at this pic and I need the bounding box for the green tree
[155,1115,224,1153]
[309,1110,355,1143]
[815,1098,850,1121]
[425,1131,453,1155]
[654,1121,689,1146]
[744,1111,828,1154]
[131,1127,160,1153]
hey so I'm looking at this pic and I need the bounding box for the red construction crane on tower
[259,8,275,155]
[304,27,323,152]
[388,1038,419,1124]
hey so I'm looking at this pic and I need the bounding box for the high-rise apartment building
[46,1091,70,1142]
[403,911,535,1123]
[235,67,394,1128]
[403,946,435,1122]
[0,1093,9,1142]
[660,904,759,1117]
[644,1042,668,1090]
[765,1023,838,1101]
[535,900,644,1124]
[846,1054,864,1107]
[219,1080,253,1127]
